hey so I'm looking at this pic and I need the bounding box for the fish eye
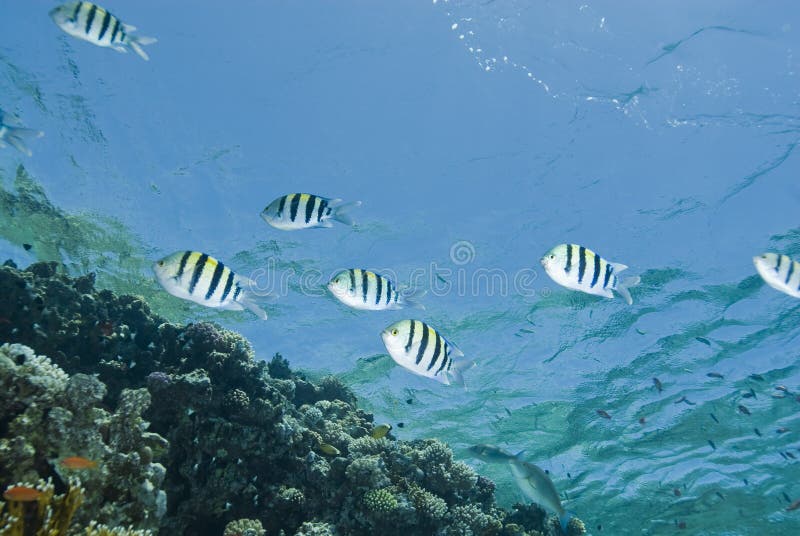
[158,261,164,266]
[549,254,555,259]
[391,329,398,336]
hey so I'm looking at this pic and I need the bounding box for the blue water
[2,1,800,534]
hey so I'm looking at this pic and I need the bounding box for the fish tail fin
[129,35,157,61]
[559,511,575,534]
[401,287,427,310]
[3,127,44,157]
[449,358,476,390]
[238,292,268,320]
[331,200,362,226]
[615,276,640,305]
[235,279,270,320]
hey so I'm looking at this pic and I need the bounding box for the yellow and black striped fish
[381,320,470,386]
[50,2,157,61]
[540,243,640,305]
[153,251,267,319]
[328,269,425,311]
[754,253,800,298]
[261,193,361,230]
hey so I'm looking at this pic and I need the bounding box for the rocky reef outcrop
[0,261,585,536]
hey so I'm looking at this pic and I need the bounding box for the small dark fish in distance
[738,405,751,416]
[777,427,789,434]
[639,417,646,425]
[742,388,757,399]
[785,451,796,459]
[675,396,696,406]
[596,409,612,419]
[780,452,788,460]
[653,378,663,392]
[709,413,719,423]
[673,488,681,497]
[783,491,792,503]
[754,428,762,437]
[708,439,717,450]
[776,385,790,393]
[787,499,800,511]
[750,373,765,381]
[706,372,724,379]
[695,337,711,346]
[715,491,725,500]
[23,243,32,251]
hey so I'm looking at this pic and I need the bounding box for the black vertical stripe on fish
[176,251,192,278]
[375,274,383,305]
[277,195,287,217]
[220,270,235,302]
[109,17,120,42]
[427,334,442,371]
[233,285,242,302]
[578,246,587,283]
[603,263,613,289]
[590,253,601,287]
[436,347,449,374]
[776,254,783,273]
[289,194,301,222]
[405,320,416,353]
[188,254,209,295]
[385,280,393,305]
[565,244,573,273]
[97,9,111,40]
[85,3,97,35]
[317,198,328,222]
[786,260,795,285]
[71,1,83,22]
[304,195,317,224]
[205,262,225,300]
[415,324,430,365]
[348,269,356,293]
[361,270,369,303]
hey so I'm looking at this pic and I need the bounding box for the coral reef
[0,262,585,535]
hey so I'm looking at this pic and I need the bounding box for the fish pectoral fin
[113,46,128,53]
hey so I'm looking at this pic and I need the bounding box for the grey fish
[509,459,573,532]
[467,444,523,464]
[0,109,43,157]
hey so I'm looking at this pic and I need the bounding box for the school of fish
[3,1,800,526]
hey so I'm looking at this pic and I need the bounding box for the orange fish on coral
[60,456,98,470]
[3,485,42,502]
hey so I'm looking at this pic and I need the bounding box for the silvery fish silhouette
[328,269,425,311]
[261,193,361,230]
[50,2,157,61]
[153,251,268,319]
[0,109,43,157]
[753,253,800,298]
[509,459,574,533]
[381,320,471,386]
[541,243,640,305]
[468,444,524,464]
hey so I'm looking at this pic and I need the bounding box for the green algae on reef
[0,261,586,535]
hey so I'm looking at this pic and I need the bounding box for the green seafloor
[0,167,585,535]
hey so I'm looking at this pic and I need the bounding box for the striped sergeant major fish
[328,269,425,311]
[0,109,43,157]
[50,2,157,61]
[753,253,800,298]
[540,243,640,305]
[381,320,472,386]
[261,193,361,230]
[153,251,268,319]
